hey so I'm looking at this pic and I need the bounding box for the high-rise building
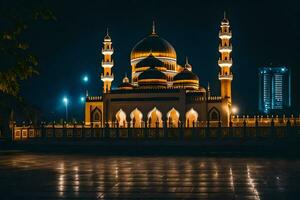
[258,66,291,114]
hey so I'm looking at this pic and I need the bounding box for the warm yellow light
[232,106,238,114]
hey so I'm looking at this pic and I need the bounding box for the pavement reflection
[0,154,298,199]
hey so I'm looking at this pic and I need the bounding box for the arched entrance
[91,108,102,127]
[209,107,220,121]
[167,108,180,127]
[185,108,198,127]
[115,109,127,127]
[147,107,163,128]
[130,108,143,128]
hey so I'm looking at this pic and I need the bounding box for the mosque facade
[85,16,233,128]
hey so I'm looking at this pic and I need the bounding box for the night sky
[6,0,300,120]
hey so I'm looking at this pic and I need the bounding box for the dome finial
[106,27,109,36]
[152,20,156,35]
[224,11,226,20]
[185,56,189,65]
[207,82,210,90]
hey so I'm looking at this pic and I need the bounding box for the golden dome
[130,34,176,61]
[173,60,199,90]
[118,74,134,90]
[137,55,167,89]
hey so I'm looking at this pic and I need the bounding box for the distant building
[258,66,291,114]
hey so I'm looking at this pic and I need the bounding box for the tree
[0,1,55,139]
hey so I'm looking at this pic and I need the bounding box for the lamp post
[63,97,68,121]
[230,105,238,126]
[82,75,89,96]
[232,106,238,115]
[80,96,85,103]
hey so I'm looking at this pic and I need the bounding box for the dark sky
[6,0,300,120]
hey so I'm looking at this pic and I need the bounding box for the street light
[229,105,238,127]
[82,75,89,96]
[62,97,68,121]
[80,96,85,103]
[83,75,88,83]
[232,106,238,115]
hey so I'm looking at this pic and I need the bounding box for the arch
[130,108,143,128]
[115,109,127,127]
[91,108,102,125]
[208,107,220,121]
[147,107,163,128]
[167,108,180,127]
[185,108,198,127]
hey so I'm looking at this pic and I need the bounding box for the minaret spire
[152,20,156,35]
[223,11,226,20]
[207,82,211,97]
[106,27,109,36]
[185,56,189,65]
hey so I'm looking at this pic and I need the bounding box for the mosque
[85,15,234,128]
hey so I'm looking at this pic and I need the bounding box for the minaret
[218,12,233,104]
[101,28,114,93]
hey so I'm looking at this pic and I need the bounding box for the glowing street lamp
[80,96,85,103]
[232,106,238,115]
[62,97,69,121]
[83,75,89,83]
[82,75,89,96]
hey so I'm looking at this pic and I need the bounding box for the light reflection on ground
[0,153,299,199]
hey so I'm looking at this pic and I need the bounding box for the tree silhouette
[0,1,55,138]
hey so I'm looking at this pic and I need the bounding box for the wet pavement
[0,153,299,199]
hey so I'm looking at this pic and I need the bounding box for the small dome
[173,60,199,90]
[118,82,134,90]
[122,75,129,83]
[138,65,167,89]
[118,74,133,90]
[173,68,199,81]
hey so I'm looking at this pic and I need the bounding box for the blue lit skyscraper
[258,66,291,114]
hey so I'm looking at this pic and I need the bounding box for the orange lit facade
[100,30,114,93]
[85,17,234,127]
[218,13,233,108]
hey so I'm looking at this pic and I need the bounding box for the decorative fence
[12,123,300,141]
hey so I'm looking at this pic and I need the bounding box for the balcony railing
[218,59,232,67]
[101,73,114,81]
[101,61,114,68]
[219,31,232,39]
[101,48,114,55]
[218,73,233,80]
[218,45,232,53]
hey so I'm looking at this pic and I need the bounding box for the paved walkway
[0,153,299,199]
